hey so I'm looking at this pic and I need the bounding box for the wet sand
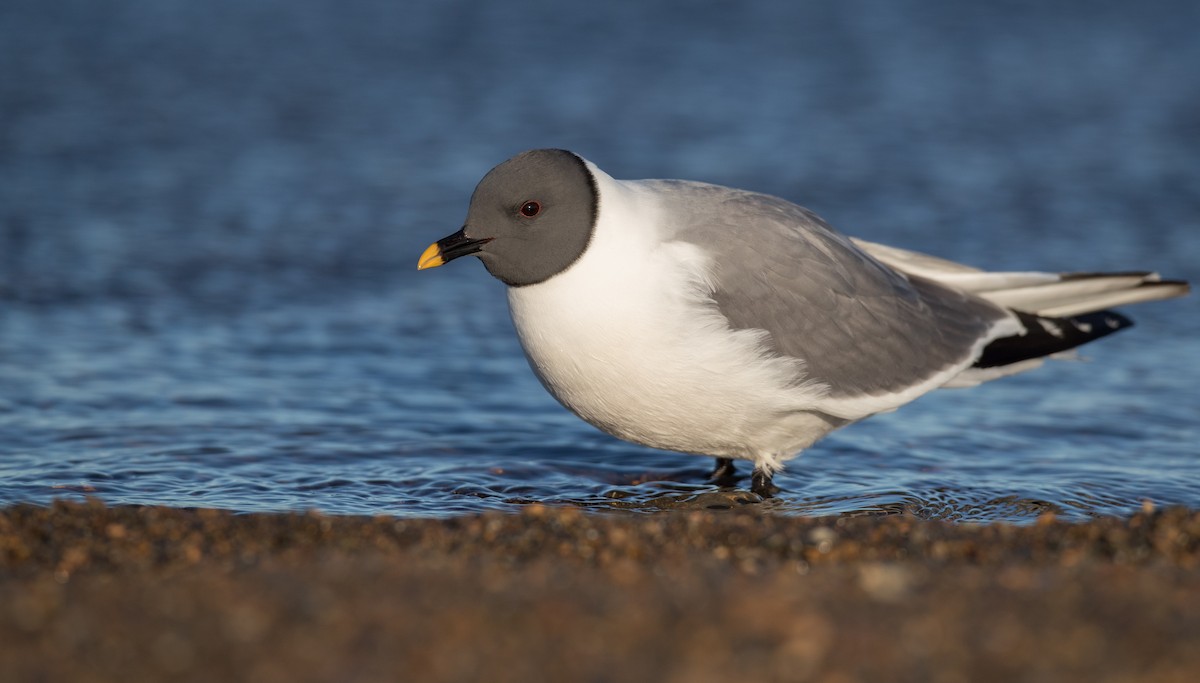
[1,500,1197,682]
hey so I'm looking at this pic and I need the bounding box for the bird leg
[750,468,780,497]
[709,457,738,485]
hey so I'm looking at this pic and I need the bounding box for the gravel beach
[1,500,1197,683]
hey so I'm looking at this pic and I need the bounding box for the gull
[418,149,1189,495]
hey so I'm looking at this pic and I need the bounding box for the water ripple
[2,0,1198,522]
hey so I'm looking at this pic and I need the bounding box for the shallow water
[2,0,1198,522]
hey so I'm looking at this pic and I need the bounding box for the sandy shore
[1,500,1197,682]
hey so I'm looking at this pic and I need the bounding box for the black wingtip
[974,309,1133,369]
[1078,309,1134,333]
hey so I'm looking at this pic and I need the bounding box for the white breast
[505,169,835,472]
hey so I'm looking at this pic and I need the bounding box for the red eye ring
[520,201,541,218]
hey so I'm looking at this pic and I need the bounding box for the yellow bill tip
[417,242,444,270]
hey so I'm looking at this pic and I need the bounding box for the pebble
[0,501,1197,683]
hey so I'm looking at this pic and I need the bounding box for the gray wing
[651,180,1011,398]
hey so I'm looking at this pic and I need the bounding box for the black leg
[751,468,780,497]
[709,457,737,483]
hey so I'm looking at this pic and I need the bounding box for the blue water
[2,0,1198,522]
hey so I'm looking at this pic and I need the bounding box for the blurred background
[1,0,1197,519]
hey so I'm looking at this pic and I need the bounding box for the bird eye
[520,201,541,217]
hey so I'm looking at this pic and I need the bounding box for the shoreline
[2,501,1198,682]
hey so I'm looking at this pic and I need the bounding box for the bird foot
[709,457,739,487]
[750,469,780,498]
[709,459,779,497]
